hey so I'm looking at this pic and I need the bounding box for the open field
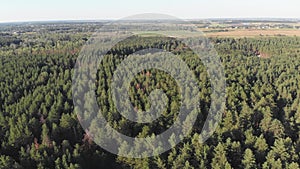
[202,28,300,37]
[136,29,300,38]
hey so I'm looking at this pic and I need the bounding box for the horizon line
[1,17,300,24]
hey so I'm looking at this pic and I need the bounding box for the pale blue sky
[1,0,299,22]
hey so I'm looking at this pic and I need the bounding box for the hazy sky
[1,0,300,22]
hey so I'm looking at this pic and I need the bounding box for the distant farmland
[202,29,300,37]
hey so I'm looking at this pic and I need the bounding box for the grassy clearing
[201,29,300,37]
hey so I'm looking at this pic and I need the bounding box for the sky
[1,0,300,23]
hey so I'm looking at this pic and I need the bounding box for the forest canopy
[1,22,300,168]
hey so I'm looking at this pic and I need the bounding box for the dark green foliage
[1,22,300,168]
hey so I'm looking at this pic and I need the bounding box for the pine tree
[211,143,232,169]
[242,148,256,169]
